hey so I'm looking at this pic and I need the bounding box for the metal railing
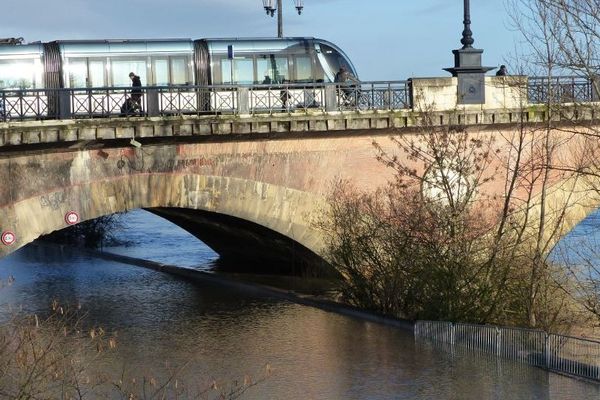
[335,81,411,111]
[2,77,599,123]
[527,76,597,104]
[415,320,600,381]
[0,81,412,122]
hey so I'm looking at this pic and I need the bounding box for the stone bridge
[0,115,402,274]
[2,82,600,275]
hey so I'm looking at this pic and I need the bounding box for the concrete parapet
[410,76,528,112]
[410,77,458,112]
[0,103,597,147]
[486,76,528,110]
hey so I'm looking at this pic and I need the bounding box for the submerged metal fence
[415,320,600,381]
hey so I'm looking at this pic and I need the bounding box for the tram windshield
[315,42,355,83]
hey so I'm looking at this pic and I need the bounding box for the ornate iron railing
[3,77,600,122]
[0,81,412,122]
[527,76,596,104]
[249,84,326,113]
[336,81,411,111]
[415,320,600,381]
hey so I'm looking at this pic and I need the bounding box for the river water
[0,209,598,399]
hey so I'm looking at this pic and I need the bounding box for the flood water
[0,209,598,399]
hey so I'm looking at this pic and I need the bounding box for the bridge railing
[2,77,599,123]
[527,76,598,104]
[415,320,600,381]
[0,81,412,122]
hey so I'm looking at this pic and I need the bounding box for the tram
[0,37,358,118]
[0,37,357,90]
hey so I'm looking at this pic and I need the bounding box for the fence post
[496,327,501,357]
[146,88,159,117]
[544,333,550,370]
[325,85,337,112]
[407,79,414,109]
[591,75,600,102]
[597,347,600,381]
[450,323,455,346]
[237,87,249,115]
[0,92,6,121]
[58,90,71,119]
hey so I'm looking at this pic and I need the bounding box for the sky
[0,0,524,81]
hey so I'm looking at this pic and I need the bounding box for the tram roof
[0,42,43,57]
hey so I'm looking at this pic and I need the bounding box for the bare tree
[319,86,599,331]
[507,0,600,327]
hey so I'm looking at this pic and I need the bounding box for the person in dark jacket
[121,72,142,116]
[496,65,508,76]
[129,72,142,103]
[334,66,355,83]
[334,66,358,104]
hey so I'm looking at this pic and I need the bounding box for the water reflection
[0,212,597,398]
[103,208,218,269]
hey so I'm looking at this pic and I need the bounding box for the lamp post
[262,0,304,38]
[460,0,474,49]
[443,0,493,104]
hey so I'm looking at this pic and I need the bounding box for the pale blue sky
[1,0,521,80]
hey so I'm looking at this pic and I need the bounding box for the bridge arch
[0,132,399,276]
[1,171,331,274]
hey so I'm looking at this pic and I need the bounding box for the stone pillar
[325,85,337,112]
[58,90,71,119]
[146,88,160,117]
[444,48,494,105]
[237,87,249,115]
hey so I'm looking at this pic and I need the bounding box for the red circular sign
[65,211,80,225]
[1,231,16,246]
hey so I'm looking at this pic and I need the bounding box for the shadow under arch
[2,173,334,276]
[147,207,334,276]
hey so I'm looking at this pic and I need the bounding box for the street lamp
[262,0,275,16]
[460,0,474,49]
[262,0,304,38]
[443,0,493,104]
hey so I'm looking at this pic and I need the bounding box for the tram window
[273,57,289,83]
[111,59,146,87]
[68,59,87,88]
[320,44,346,76]
[154,59,169,86]
[220,59,232,84]
[171,57,187,85]
[295,56,312,82]
[256,56,289,83]
[0,59,36,89]
[313,62,325,83]
[89,60,106,87]
[233,58,254,84]
[257,58,274,84]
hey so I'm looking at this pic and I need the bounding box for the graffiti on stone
[39,192,66,209]
[171,157,215,172]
